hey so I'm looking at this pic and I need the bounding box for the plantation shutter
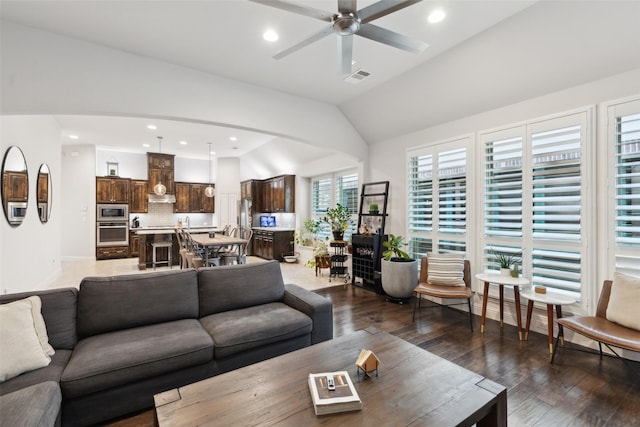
[610,100,640,276]
[336,172,359,239]
[408,154,433,232]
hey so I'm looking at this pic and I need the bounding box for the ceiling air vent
[344,69,372,84]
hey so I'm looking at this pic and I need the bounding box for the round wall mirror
[1,146,29,226]
[37,163,52,223]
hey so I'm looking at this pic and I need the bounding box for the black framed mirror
[37,163,52,223]
[1,146,29,226]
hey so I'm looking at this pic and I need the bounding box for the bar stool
[151,235,173,270]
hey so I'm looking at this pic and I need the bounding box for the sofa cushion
[62,319,213,398]
[199,302,312,359]
[0,298,51,382]
[0,350,72,397]
[77,269,199,338]
[0,288,78,350]
[0,381,61,427]
[198,261,285,316]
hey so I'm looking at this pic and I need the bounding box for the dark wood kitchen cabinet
[129,231,140,257]
[130,180,148,213]
[189,183,215,213]
[174,182,215,213]
[253,229,294,261]
[174,182,191,213]
[261,175,295,213]
[148,152,175,196]
[96,246,129,260]
[37,172,49,203]
[96,177,130,204]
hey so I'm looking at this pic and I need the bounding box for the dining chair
[221,228,253,265]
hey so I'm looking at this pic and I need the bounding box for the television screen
[260,216,276,227]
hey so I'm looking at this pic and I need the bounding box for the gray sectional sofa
[0,261,333,427]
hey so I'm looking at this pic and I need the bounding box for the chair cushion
[0,381,61,427]
[606,272,640,331]
[61,319,213,398]
[558,316,640,352]
[415,282,472,299]
[199,302,312,359]
[0,298,52,382]
[427,253,465,286]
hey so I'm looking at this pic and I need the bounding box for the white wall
[1,116,62,293]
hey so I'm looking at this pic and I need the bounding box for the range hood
[148,194,176,204]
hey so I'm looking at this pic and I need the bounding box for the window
[608,99,640,277]
[407,138,470,260]
[481,111,591,302]
[311,171,359,240]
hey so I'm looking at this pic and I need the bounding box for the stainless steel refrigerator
[239,198,252,255]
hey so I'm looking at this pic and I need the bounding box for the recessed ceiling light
[69,134,79,140]
[229,136,237,141]
[179,140,187,145]
[147,124,157,130]
[142,143,150,148]
[263,30,279,42]
[428,9,446,24]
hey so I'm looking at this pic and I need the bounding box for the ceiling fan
[250,0,428,74]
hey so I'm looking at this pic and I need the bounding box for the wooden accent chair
[551,279,640,364]
[412,258,473,331]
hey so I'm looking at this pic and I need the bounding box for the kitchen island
[134,226,219,270]
[251,227,295,261]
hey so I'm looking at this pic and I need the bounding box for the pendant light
[204,142,215,198]
[153,136,167,196]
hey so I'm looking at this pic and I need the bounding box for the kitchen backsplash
[131,203,215,228]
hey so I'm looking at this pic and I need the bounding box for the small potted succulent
[368,203,379,215]
[491,247,521,277]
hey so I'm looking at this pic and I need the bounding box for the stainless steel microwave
[7,201,27,225]
[97,204,128,222]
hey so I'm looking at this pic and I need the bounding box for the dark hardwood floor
[107,285,640,426]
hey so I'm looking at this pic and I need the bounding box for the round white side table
[520,289,577,358]
[475,273,530,340]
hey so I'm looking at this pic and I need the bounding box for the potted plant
[322,203,351,241]
[491,247,521,277]
[368,203,379,214]
[380,234,419,302]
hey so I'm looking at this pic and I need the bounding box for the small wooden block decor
[355,349,381,377]
[535,286,547,294]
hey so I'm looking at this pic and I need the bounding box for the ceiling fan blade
[338,34,354,74]
[358,0,423,24]
[249,0,333,22]
[357,22,428,54]
[338,0,357,14]
[273,25,335,60]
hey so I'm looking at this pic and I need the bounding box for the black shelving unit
[351,181,389,294]
[329,240,349,283]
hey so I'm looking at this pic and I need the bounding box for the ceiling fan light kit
[251,0,428,74]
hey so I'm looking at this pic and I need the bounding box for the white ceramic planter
[381,258,419,299]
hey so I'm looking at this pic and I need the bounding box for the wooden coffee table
[154,328,506,426]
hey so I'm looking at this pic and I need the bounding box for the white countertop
[252,227,295,231]
[134,226,220,235]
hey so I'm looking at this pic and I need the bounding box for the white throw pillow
[427,252,465,287]
[0,298,52,382]
[606,272,640,331]
[27,296,55,357]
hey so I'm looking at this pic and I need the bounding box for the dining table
[188,233,248,265]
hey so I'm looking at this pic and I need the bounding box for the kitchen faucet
[185,216,190,231]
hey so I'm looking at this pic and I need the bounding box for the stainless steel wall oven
[96,221,129,247]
